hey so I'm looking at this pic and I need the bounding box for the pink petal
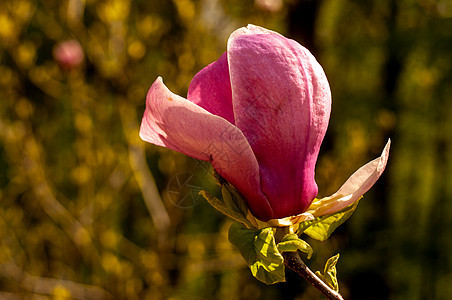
[140,77,273,220]
[227,25,331,219]
[187,52,235,124]
[307,140,391,217]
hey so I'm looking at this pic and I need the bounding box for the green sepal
[200,170,255,228]
[221,184,249,221]
[317,254,340,292]
[298,199,360,241]
[228,222,285,284]
[276,234,313,259]
[199,189,253,229]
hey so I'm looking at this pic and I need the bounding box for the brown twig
[283,251,344,300]
[118,101,171,245]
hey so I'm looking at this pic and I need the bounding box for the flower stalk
[274,227,343,299]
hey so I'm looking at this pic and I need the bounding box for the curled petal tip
[384,138,391,154]
[307,141,391,217]
[377,139,391,174]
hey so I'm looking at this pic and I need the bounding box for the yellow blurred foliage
[0,13,15,42]
[97,0,130,23]
[52,285,72,299]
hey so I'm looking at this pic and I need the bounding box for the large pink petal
[306,140,391,217]
[187,53,235,124]
[227,25,331,218]
[140,77,273,220]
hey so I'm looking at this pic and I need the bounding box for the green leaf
[228,222,285,284]
[276,234,313,259]
[199,190,253,228]
[299,200,360,241]
[319,254,340,292]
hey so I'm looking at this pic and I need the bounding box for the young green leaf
[315,270,325,281]
[321,254,340,292]
[299,200,360,241]
[228,222,285,284]
[276,234,313,259]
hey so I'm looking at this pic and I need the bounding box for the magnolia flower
[140,25,390,223]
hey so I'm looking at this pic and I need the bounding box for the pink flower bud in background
[53,39,84,70]
[255,0,283,13]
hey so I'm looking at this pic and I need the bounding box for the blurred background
[0,0,451,299]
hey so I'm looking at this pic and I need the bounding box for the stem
[283,251,344,300]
